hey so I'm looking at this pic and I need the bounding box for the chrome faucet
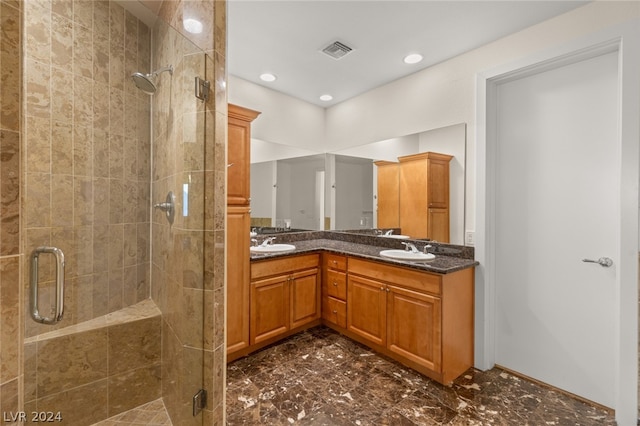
[401,242,419,253]
[423,244,433,254]
[260,237,276,247]
[384,229,394,236]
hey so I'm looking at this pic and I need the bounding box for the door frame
[475,22,639,424]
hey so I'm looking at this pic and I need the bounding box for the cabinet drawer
[324,253,347,271]
[325,269,347,300]
[348,257,441,295]
[322,296,346,329]
[251,253,320,279]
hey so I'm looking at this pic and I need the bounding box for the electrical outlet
[465,231,475,246]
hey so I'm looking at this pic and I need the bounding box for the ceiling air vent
[321,41,353,60]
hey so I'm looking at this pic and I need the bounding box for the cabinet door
[427,158,450,209]
[428,208,449,243]
[347,275,386,346]
[290,268,321,329]
[227,105,260,206]
[250,275,289,345]
[227,116,251,205]
[387,285,442,372]
[226,207,251,354]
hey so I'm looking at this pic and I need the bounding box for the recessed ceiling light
[319,94,333,102]
[403,53,423,64]
[260,73,277,82]
[183,18,203,34]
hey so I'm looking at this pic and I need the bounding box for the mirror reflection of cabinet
[227,104,260,357]
[376,152,452,241]
[374,161,400,229]
[399,152,453,241]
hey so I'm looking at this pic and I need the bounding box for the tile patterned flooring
[226,326,617,425]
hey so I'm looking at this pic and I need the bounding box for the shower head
[131,65,173,95]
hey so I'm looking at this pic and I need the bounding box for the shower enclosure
[12,1,227,424]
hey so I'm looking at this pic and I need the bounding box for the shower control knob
[154,191,175,225]
[153,202,172,211]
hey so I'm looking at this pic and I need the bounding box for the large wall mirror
[250,123,467,245]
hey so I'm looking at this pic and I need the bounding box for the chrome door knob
[582,257,613,267]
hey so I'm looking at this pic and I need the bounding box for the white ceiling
[228,1,588,107]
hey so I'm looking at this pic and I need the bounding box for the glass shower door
[21,1,214,424]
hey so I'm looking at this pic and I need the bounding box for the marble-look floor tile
[227,326,617,426]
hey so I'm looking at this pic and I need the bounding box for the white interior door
[494,51,618,408]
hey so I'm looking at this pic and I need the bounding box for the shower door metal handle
[30,246,65,324]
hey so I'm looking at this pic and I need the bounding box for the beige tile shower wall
[150,18,208,426]
[0,0,22,418]
[22,0,156,421]
[22,0,152,340]
[148,0,227,422]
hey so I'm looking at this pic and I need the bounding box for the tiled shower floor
[91,399,172,425]
[226,326,616,425]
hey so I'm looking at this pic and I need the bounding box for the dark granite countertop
[249,231,478,274]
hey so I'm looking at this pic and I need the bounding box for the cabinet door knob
[332,310,337,314]
[380,286,384,291]
[333,282,338,286]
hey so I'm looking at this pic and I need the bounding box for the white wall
[331,134,419,161]
[251,138,321,163]
[230,1,640,238]
[229,76,325,151]
[325,1,640,234]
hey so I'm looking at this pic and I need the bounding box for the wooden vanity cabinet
[226,206,251,354]
[227,104,260,206]
[398,152,453,241]
[250,254,321,346]
[321,253,348,328]
[346,257,473,385]
[226,104,260,358]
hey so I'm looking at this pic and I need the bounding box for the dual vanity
[226,104,476,385]
[227,230,477,386]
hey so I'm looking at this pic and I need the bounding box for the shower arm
[152,65,173,77]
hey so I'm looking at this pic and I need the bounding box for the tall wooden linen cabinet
[398,152,453,241]
[227,104,260,355]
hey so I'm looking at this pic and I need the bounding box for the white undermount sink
[379,249,435,262]
[378,234,411,239]
[250,244,296,253]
